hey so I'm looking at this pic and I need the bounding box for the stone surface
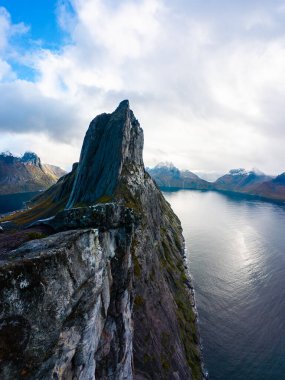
[0,101,204,379]
[67,100,143,208]
[0,228,133,380]
[34,203,138,233]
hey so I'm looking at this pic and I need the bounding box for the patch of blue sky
[1,0,71,81]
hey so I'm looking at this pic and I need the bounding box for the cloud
[0,81,83,141]
[1,0,285,173]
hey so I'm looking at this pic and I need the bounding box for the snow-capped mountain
[214,168,273,192]
[147,162,212,190]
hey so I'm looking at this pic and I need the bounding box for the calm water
[0,191,40,214]
[164,190,285,380]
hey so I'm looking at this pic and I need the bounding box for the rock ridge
[0,101,204,380]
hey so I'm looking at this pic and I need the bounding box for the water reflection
[164,189,285,380]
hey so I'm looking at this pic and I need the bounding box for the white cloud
[1,0,285,174]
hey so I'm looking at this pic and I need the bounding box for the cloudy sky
[0,0,285,174]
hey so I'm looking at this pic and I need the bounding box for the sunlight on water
[164,190,285,380]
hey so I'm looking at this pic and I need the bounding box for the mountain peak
[21,151,42,167]
[229,168,247,176]
[249,167,264,176]
[155,161,176,169]
[66,100,143,208]
[116,99,130,110]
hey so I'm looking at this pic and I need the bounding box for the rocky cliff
[0,101,204,379]
[0,151,66,195]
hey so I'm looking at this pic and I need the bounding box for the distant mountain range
[214,168,273,192]
[0,151,66,195]
[147,163,285,202]
[147,162,212,190]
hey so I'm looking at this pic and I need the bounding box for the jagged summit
[0,151,66,195]
[228,168,265,177]
[21,151,42,167]
[116,98,130,110]
[0,101,204,379]
[0,151,41,166]
[67,100,143,208]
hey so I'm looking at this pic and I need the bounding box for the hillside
[249,173,285,201]
[214,168,272,193]
[148,162,213,190]
[0,151,66,195]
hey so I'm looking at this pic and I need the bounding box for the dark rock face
[34,203,137,233]
[67,100,143,208]
[21,152,42,168]
[0,101,203,379]
[0,229,133,379]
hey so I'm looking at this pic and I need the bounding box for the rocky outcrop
[0,151,66,195]
[0,101,204,379]
[0,228,133,380]
[67,100,143,208]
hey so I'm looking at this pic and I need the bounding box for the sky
[0,0,285,174]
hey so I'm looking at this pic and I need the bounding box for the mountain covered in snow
[148,163,285,201]
[147,162,213,190]
[214,168,273,192]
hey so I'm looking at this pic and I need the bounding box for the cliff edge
[0,101,203,379]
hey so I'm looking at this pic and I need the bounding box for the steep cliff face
[0,101,203,379]
[67,100,143,208]
[0,228,133,380]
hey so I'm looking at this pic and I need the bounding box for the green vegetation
[133,254,141,278]
[134,295,145,307]
[159,224,203,380]
[74,201,88,208]
[95,194,113,204]
[27,232,47,240]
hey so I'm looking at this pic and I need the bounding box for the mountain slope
[0,151,66,195]
[148,162,212,190]
[249,173,285,201]
[0,101,204,379]
[214,168,272,193]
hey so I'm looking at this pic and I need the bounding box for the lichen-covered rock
[0,228,133,380]
[33,203,138,233]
